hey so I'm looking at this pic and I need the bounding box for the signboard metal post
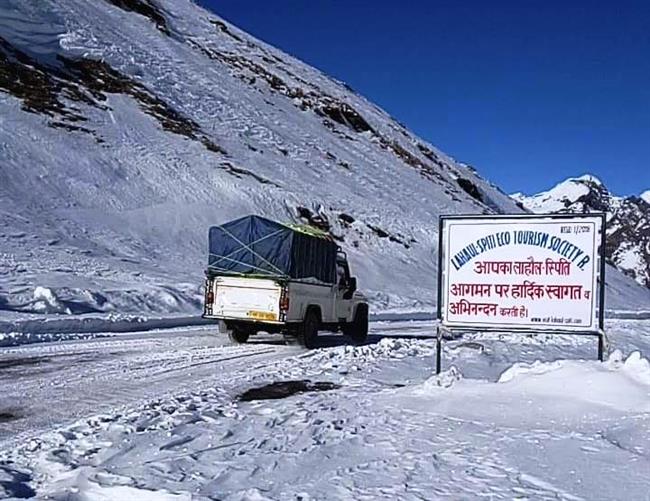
[598,331,604,362]
[597,211,607,362]
[435,324,442,375]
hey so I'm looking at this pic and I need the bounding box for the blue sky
[196,1,649,196]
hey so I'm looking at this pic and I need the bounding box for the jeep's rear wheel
[228,328,250,344]
[298,309,320,349]
[343,305,368,344]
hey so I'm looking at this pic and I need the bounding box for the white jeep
[202,215,368,348]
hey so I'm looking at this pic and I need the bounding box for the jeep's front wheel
[298,309,320,349]
[343,305,368,344]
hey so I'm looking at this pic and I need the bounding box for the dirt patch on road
[238,380,340,402]
[0,409,21,423]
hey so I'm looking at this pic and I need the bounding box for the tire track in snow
[0,327,299,449]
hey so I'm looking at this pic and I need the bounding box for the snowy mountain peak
[511,174,610,214]
[575,173,603,185]
[513,176,650,288]
[641,190,650,205]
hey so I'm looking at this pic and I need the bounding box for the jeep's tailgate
[209,276,282,322]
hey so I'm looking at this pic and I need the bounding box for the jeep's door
[335,258,354,321]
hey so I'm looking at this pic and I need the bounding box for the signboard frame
[435,213,607,373]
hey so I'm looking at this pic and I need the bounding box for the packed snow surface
[1,319,650,499]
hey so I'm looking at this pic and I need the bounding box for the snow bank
[0,314,210,347]
[420,366,463,389]
[397,350,650,434]
[498,350,650,389]
[313,337,435,366]
[40,467,192,501]
[607,349,650,386]
[0,313,433,348]
[491,352,650,414]
[1,283,203,317]
[606,309,650,319]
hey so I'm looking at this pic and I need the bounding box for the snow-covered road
[0,321,439,448]
[0,327,302,447]
[1,320,650,500]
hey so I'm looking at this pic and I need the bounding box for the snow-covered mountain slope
[642,190,650,204]
[513,175,650,289]
[1,0,648,318]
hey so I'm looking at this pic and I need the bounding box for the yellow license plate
[247,310,277,321]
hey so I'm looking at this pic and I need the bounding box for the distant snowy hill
[1,0,649,319]
[513,175,650,289]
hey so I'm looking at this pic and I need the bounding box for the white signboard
[439,215,604,332]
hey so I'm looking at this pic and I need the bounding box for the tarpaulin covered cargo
[207,215,337,283]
